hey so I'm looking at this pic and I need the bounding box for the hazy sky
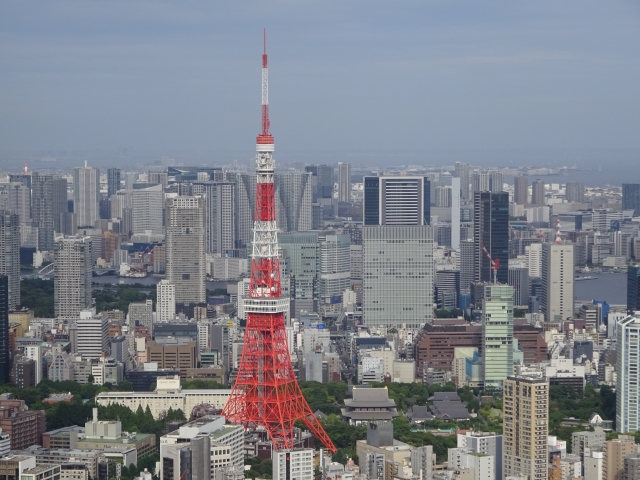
[1,1,639,163]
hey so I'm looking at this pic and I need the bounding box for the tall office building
[337,162,351,203]
[52,177,69,233]
[541,243,574,323]
[76,310,110,359]
[508,265,530,306]
[362,225,433,329]
[489,170,503,193]
[471,171,490,193]
[73,164,100,227]
[623,184,640,217]
[363,176,430,226]
[31,173,66,251]
[514,176,528,205]
[157,280,176,323]
[305,165,334,218]
[54,236,93,319]
[280,232,319,317]
[318,234,351,307]
[107,168,121,197]
[459,240,475,293]
[131,184,164,236]
[566,182,585,203]
[616,314,640,433]
[6,183,31,224]
[503,376,549,480]
[628,266,640,314]
[474,192,509,284]
[275,172,313,233]
[482,284,514,389]
[0,276,9,383]
[531,179,545,206]
[455,162,470,201]
[192,181,236,254]
[525,243,542,278]
[0,211,20,309]
[166,196,206,307]
[411,446,434,480]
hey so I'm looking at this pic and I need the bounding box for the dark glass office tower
[0,276,9,383]
[628,265,640,313]
[474,191,509,284]
[623,184,640,216]
[107,168,121,197]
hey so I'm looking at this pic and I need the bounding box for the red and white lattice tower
[222,31,336,453]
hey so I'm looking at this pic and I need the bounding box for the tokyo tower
[222,31,337,454]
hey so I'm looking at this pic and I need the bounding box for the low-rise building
[12,447,101,480]
[95,375,231,419]
[0,400,46,450]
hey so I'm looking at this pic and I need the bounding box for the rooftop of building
[79,432,153,445]
[44,426,85,436]
[22,465,59,474]
[345,387,396,407]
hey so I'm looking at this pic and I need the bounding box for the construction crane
[480,242,500,284]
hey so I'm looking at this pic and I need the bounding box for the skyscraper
[482,284,514,389]
[129,299,154,338]
[279,232,319,317]
[627,266,640,314]
[514,176,528,205]
[541,243,574,322]
[73,164,100,227]
[54,236,93,319]
[157,280,176,323]
[192,181,236,254]
[362,225,433,329]
[531,179,545,206]
[451,177,461,250]
[489,170,503,193]
[6,183,31,224]
[471,171,490,193]
[165,196,206,308]
[363,176,430,226]
[474,192,509,284]
[508,265,530,306]
[503,376,549,480]
[107,168,121,197]
[275,172,313,233]
[0,276,9,383]
[459,240,475,293]
[337,162,351,202]
[616,314,640,433]
[0,211,20,309]
[305,165,333,217]
[131,184,164,236]
[317,234,350,311]
[566,182,585,203]
[622,184,640,216]
[31,173,66,252]
[455,162,470,200]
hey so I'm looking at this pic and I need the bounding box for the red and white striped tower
[222,31,336,453]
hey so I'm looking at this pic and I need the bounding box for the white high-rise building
[73,164,100,227]
[54,236,93,319]
[616,314,640,432]
[457,431,503,480]
[338,162,351,203]
[132,184,164,235]
[76,310,110,359]
[541,243,574,323]
[362,225,433,330]
[482,284,514,390]
[273,449,314,480]
[318,234,351,308]
[411,446,434,480]
[166,196,206,307]
[109,190,132,219]
[6,182,31,224]
[24,344,43,385]
[447,448,494,480]
[455,162,470,200]
[157,280,176,322]
[525,242,542,278]
[363,176,430,226]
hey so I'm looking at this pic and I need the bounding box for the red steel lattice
[222,30,336,454]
